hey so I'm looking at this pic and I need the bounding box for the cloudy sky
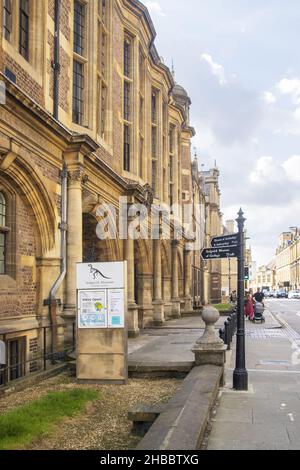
[145,0,300,266]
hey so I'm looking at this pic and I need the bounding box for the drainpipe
[48,163,68,359]
[53,0,61,120]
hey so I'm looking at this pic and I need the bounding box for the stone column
[152,239,165,326]
[171,240,181,318]
[183,247,193,312]
[192,305,227,385]
[64,166,85,317]
[124,237,139,337]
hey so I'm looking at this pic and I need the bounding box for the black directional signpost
[201,246,239,260]
[211,233,239,248]
[232,209,248,391]
[201,208,248,391]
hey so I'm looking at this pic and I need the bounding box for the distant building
[256,260,276,291]
[276,232,293,290]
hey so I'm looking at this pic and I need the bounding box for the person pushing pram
[252,288,266,323]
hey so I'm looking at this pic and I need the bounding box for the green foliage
[0,388,99,450]
[213,303,233,311]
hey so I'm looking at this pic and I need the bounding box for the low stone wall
[136,364,223,450]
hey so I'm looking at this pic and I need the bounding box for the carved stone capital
[67,168,88,185]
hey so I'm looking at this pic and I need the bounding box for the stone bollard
[192,306,227,384]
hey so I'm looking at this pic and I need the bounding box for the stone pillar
[163,275,172,318]
[152,239,165,326]
[64,165,85,317]
[183,247,193,312]
[192,306,227,384]
[138,273,154,328]
[171,240,181,318]
[124,237,139,337]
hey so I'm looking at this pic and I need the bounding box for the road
[266,298,300,335]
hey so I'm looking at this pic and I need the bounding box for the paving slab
[206,303,300,451]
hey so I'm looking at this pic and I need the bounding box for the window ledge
[0,275,17,290]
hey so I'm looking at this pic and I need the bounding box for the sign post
[201,209,248,391]
[76,262,127,384]
[233,209,248,391]
[201,246,239,260]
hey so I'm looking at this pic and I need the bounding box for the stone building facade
[275,230,300,291]
[0,0,213,384]
[255,260,276,291]
[202,167,222,304]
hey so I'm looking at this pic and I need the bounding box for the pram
[253,302,265,323]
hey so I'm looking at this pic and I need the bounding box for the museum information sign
[76,262,127,384]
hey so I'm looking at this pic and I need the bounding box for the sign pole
[233,208,248,391]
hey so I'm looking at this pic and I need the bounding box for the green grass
[0,388,99,450]
[213,303,233,311]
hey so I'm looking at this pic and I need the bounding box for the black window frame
[3,0,12,42]
[19,0,29,61]
[72,60,85,125]
[124,38,131,78]
[124,125,130,172]
[124,81,131,122]
[9,337,26,381]
[74,0,86,56]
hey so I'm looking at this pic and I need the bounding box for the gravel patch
[0,373,181,450]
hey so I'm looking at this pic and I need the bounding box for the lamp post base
[233,368,248,391]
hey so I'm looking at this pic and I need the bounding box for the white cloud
[145,2,166,16]
[201,53,227,85]
[282,155,300,182]
[262,91,276,105]
[250,154,300,185]
[193,123,216,152]
[277,78,300,104]
[249,156,281,184]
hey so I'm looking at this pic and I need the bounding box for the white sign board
[76,262,126,330]
[78,290,107,329]
[0,340,5,364]
[108,289,125,328]
[76,262,125,290]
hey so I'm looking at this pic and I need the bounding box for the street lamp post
[233,208,248,391]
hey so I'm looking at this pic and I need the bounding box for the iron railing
[0,323,75,388]
[219,309,237,350]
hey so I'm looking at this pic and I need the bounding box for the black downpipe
[53,0,61,120]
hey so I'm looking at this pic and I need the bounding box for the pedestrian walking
[253,288,265,306]
[244,291,254,321]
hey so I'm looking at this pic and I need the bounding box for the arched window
[0,192,6,274]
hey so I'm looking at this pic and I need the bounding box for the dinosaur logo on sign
[88,264,111,280]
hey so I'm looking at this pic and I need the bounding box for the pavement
[128,304,300,450]
[128,313,211,372]
[207,304,300,450]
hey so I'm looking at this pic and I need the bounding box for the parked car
[266,290,276,298]
[288,290,300,299]
[276,290,288,298]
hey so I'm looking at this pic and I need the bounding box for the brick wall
[0,195,37,319]
[3,53,44,106]
[47,14,71,114]
[48,0,71,42]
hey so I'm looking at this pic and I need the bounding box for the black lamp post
[233,208,248,391]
